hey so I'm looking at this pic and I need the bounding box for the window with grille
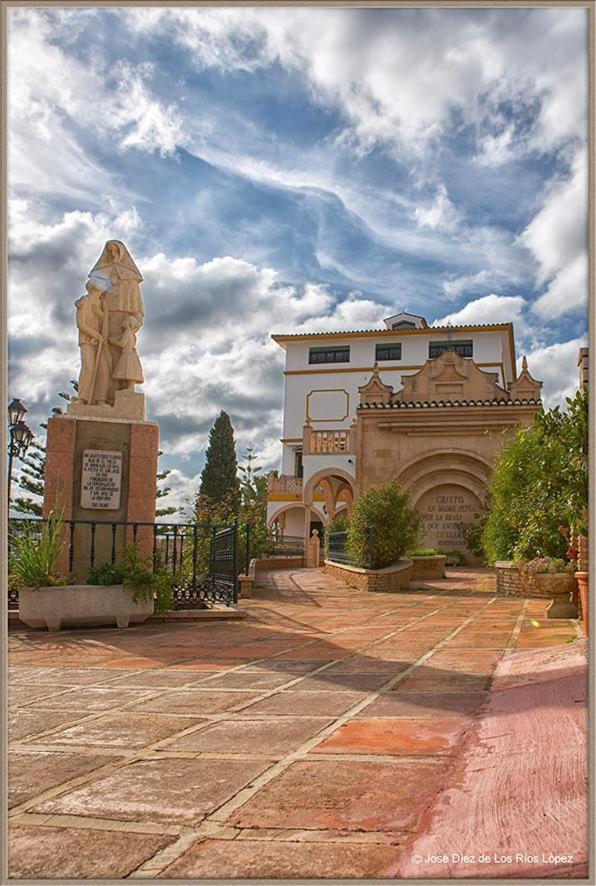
[375,343,402,361]
[429,340,473,359]
[308,346,350,364]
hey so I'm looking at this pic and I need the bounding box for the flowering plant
[525,556,569,575]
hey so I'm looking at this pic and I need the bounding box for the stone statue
[88,240,144,402]
[70,240,146,420]
[74,280,111,405]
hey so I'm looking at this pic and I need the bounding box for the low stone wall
[495,561,523,597]
[410,555,446,581]
[324,559,413,593]
[495,561,556,598]
[254,556,304,572]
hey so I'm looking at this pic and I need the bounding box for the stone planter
[528,573,579,619]
[410,555,446,581]
[19,585,154,632]
[576,572,588,634]
[324,559,412,593]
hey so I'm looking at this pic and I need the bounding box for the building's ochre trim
[268,493,325,502]
[284,362,507,385]
[306,388,350,422]
[280,437,302,443]
[273,323,513,343]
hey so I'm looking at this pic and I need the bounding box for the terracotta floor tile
[355,692,488,719]
[26,686,154,712]
[32,758,270,824]
[9,825,176,879]
[8,750,121,808]
[229,759,445,831]
[161,837,402,879]
[285,673,389,692]
[393,673,492,692]
[197,670,296,690]
[237,690,367,718]
[9,709,87,743]
[168,717,332,755]
[28,712,204,749]
[314,717,470,756]
[130,689,263,715]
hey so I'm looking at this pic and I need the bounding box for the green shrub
[9,511,67,589]
[408,548,438,557]
[87,545,174,609]
[438,549,466,565]
[347,481,421,569]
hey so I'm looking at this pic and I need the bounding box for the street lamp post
[7,399,33,519]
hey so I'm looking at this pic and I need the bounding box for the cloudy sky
[8,5,588,510]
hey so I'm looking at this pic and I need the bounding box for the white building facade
[267,311,518,543]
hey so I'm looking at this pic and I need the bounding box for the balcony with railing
[303,425,356,455]
[268,474,304,495]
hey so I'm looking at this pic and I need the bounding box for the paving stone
[198,670,296,690]
[169,717,332,755]
[9,750,121,808]
[161,837,402,879]
[322,657,408,675]
[237,690,367,718]
[28,686,154,712]
[356,692,488,719]
[8,824,176,879]
[107,669,211,688]
[27,712,204,749]
[32,758,270,824]
[314,717,470,756]
[9,667,127,685]
[8,684,71,707]
[393,673,492,692]
[9,708,88,742]
[229,760,445,831]
[130,689,263,715]
[291,673,390,692]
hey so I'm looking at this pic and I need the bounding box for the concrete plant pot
[19,585,154,632]
[531,573,579,619]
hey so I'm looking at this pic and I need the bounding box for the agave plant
[9,511,67,589]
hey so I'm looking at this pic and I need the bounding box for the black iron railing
[327,528,373,569]
[264,534,306,559]
[8,518,238,610]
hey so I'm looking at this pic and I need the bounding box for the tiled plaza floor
[7,567,583,879]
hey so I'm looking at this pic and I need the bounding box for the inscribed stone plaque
[81,449,123,510]
[417,483,482,555]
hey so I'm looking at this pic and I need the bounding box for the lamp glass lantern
[8,398,27,427]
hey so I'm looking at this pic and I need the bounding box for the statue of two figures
[72,241,145,415]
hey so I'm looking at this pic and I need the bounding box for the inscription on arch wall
[416,483,484,558]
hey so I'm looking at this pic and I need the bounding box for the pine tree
[156,450,181,517]
[199,411,239,509]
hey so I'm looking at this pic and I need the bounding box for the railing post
[244,522,250,576]
[232,518,239,604]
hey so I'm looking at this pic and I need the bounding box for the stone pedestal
[43,407,159,582]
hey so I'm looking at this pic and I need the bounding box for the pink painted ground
[395,639,588,880]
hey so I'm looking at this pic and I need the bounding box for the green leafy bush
[483,389,588,564]
[347,481,421,569]
[408,548,438,557]
[87,545,174,610]
[9,511,67,589]
[438,550,466,565]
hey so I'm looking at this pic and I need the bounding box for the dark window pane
[309,347,350,364]
[429,340,473,359]
[375,343,402,361]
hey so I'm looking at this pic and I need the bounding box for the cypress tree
[199,411,239,507]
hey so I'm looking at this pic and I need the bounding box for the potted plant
[11,516,171,631]
[523,557,579,619]
[407,549,447,579]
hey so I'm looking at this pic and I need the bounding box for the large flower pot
[575,572,589,634]
[19,585,154,632]
[530,573,579,619]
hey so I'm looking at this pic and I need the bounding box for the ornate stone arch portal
[397,451,492,561]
